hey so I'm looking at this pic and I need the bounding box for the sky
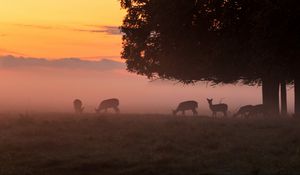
[0,0,125,60]
[0,1,295,115]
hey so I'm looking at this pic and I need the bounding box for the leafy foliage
[120,0,300,85]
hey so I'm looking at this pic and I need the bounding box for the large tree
[243,0,299,116]
[120,0,299,116]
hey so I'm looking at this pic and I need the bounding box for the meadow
[0,113,300,175]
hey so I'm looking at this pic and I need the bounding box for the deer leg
[192,109,198,116]
[173,110,177,116]
[240,112,244,118]
[182,110,185,116]
[114,107,120,113]
[249,111,254,117]
[245,112,250,119]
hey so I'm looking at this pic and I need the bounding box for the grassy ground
[0,113,300,175]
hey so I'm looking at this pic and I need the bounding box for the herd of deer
[73,98,120,114]
[173,99,265,118]
[73,98,266,118]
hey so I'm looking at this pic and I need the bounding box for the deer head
[207,98,213,104]
[172,110,177,115]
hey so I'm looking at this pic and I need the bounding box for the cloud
[13,23,122,35]
[0,48,28,57]
[0,55,125,71]
[79,26,121,35]
[102,26,122,35]
[15,24,55,30]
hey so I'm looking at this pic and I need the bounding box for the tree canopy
[121,0,299,82]
[121,0,241,83]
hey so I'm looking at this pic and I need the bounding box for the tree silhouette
[239,0,299,116]
[120,0,300,116]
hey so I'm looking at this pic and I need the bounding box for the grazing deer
[207,98,228,117]
[249,104,266,117]
[234,104,266,118]
[233,105,254,118]
[173,101,198,116]
[73,99,84,114]
[96,98,120,113]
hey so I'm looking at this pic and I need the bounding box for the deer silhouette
[173,101,198,116]
[95,98,120,114]
[233,105,254,118]
[248,104,266,117]
[234,104,266,118]
[207,98,228,117]
[73,99,84,114]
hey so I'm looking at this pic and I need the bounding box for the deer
[233,105,254,118]
[95,98,120,114]
[233,104,266,118]
[173,101,198,116]
[73,99,84,114]
[248,104,266,117]
[207,98,228,117]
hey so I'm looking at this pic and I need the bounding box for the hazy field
[0,113,300,175]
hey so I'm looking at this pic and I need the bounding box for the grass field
[0,113,300,175]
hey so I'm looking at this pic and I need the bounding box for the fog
[0,56,295,115]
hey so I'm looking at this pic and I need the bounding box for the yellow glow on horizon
[0,0,125,60]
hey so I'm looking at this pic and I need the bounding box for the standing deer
[207,98,228,117]
[96,98,120,114]
[73,99,84,114]
[173,101,198,116]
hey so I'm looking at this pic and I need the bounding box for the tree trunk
[281,80,287,116]
[262,77,280,116]
[295,77,300,117]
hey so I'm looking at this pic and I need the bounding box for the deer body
[173,101,198,116]
[233,105,254,118]
[234,104,266,118]
[73,99,84,114]
[207,98,228,117]
[96,98,120,113]
[249,104,266,117]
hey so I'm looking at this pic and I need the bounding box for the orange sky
[0,0,125,60]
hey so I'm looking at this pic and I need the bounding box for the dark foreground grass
[0,113,300,175]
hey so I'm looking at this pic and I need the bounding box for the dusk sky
[0,0,124,60]
[0,0,295,114]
